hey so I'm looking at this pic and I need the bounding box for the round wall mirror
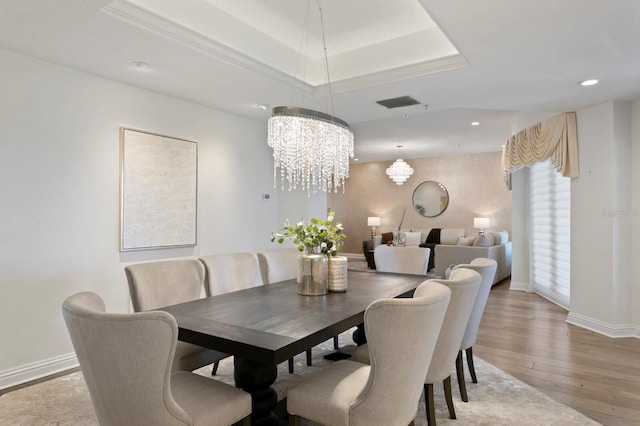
[412,181,449,217]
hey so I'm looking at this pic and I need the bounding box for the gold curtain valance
[502,112,579,184]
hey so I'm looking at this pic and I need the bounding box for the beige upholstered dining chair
[199,252,261,297]
[452,258,498,402]
[287,281,451,426]
[351,267,480,426]
[125,259,228,375]
[420,268,480,425]
[256,247,299,285]
[62,291,252,426]
[257,248,319,373]
[373,245,430,275]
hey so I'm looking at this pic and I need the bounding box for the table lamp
[473,217,490,235]
[367,217,381,240]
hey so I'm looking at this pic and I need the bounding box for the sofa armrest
[435,243,511,284]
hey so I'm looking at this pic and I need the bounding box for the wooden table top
[159,270,428,365]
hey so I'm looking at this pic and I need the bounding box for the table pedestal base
[234,358,278,426]
[352,323,367,346]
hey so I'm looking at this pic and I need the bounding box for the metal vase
[297,253,328,296]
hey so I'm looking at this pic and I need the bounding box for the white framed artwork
[119,128,197,251]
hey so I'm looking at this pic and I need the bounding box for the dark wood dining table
[159,270,428,426]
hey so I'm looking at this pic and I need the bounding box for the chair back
[350,282,451,426]
[257,248,299,284]
[199,252,260,296]
[125,259,205,311]
[424,267,481,383]
[62,292,190,425]
[374,245,430,275]
[453,258,498,350]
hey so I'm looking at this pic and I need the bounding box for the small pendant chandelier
[267,0,354,194]
[386,158,414,186]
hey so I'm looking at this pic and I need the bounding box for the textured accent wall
[328,151,512,254]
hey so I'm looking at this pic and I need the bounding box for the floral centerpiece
[271,208,347,256]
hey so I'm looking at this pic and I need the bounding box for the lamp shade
[367,217,381,227]
[473,217,490,229]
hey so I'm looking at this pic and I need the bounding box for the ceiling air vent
[375,96,420,109]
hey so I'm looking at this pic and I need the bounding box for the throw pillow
[456,236,476,246]
[381,232,393,245]
[473,234,495,247]
[404,231,422,246]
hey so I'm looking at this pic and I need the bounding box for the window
[529,159,571,308]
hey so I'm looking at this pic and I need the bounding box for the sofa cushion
[381,232,394,245]
[440,228,465,245]
[456,236,476,246]
[473,234,495,247]
[404,231,422,246]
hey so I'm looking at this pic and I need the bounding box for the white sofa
[434,231,512,284]
[373,245,430,275]
[371,227,511,285]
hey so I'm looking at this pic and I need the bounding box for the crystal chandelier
[267,0,354,194]
[386,159,414,186]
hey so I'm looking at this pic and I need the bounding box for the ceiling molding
[317,53,469,95]
[101,0,315,97]
[102,0,467,98]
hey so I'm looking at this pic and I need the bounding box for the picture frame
[119,128,197,251]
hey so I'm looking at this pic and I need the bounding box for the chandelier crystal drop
[386,158,414,186]
[268,107,354,194]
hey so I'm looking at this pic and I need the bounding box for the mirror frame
[412,180,449,217]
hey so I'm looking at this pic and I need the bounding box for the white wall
[510,100,640,337]
[632,101,640,327]
[0,48,321,387]
[509,167,530,291]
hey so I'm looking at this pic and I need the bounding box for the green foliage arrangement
[271,208,347,256]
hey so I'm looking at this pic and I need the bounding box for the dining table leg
[234,357,279,426]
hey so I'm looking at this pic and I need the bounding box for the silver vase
[297,253,328,296]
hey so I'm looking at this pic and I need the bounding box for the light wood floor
[474,279,640,426]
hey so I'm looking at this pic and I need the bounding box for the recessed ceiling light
[402,115,409,119]
[471,121,480,126]
[257,104,270,110]
[131,61,150,70]
[579,79,599,86]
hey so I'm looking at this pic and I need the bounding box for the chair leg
[333,335,340,350]
[211,361,219,376]
[239,415,251,426]
[288,357,294,373]
[288,414,301,426]
[456,351,469,402]
[424,383,436,426]
[443,376,456,419]
[466,347,477,383]
[306,349,312,366]
[408,421,415,426]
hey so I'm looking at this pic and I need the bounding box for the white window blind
[529,159,571,308]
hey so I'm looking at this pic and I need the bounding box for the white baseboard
[566,312,640,339]
[508,280,531,292]
[0,353,78,390]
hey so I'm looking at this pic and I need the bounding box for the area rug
[0,329,601,426]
